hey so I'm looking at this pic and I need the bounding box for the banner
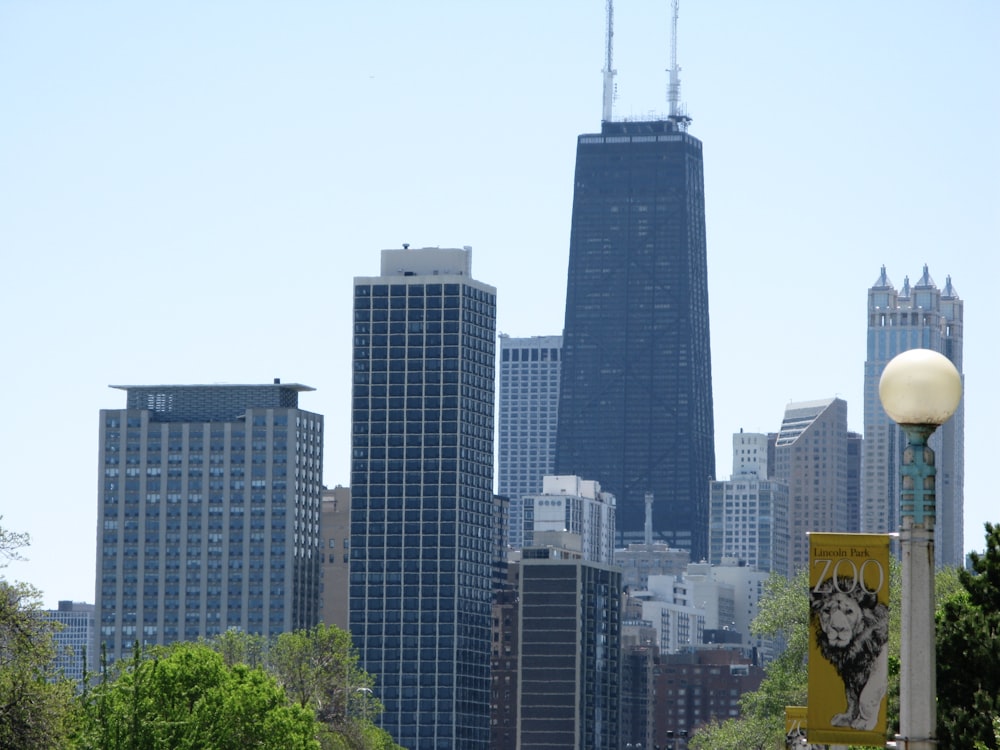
[807,533,890,747]
[784,706,808,748]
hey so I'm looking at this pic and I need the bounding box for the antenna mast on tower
[667,0,690,130]
[602,0,616,122]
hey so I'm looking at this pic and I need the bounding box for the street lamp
[879,348,962,750]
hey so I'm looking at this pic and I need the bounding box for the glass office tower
[556,119,715,560]
[350,247,496,749]
[95,382,323,663]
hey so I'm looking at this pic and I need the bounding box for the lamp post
[878,348,963,750]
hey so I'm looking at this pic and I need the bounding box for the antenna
[667,0,691,130]
[602,0,616,122]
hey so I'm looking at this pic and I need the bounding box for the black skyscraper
[555,118,715,560]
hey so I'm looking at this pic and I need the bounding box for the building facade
[497,334,561,550]
[95,383,323,663]
[320,485,351,630]
[47,601,95,685]
[863,265,964,566]
[773,398,852,572]
[709,431,790,576]
[349,247,496,749]
[517,546,621,750]
[555,119,715,560]
[521,475,615,564]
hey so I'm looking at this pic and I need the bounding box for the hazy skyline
[2,1,997,606]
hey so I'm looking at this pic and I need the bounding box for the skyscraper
[862,265,964,566]
[709,431,790,576]
[349,247,496,749]
[555,116,715,558]
[95,382,323,663]
[773,398,852,572]
[497,334,561,549]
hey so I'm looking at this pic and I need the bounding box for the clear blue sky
[2,1,997,606]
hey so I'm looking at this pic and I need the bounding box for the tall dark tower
[555,0,715,560]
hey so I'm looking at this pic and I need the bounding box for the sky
[1,1,997,607]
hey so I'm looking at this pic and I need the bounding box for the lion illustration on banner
[810,575,889,730]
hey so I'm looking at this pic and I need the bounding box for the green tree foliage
[74,641,319,749]
[937,522,1000,749]
[268,624,400,750]
[0,520,77,749]
[689,569,811,749]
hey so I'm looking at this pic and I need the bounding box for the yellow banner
[807,533,890,747]
[784,706,808,746]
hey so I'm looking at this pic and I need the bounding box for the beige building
[320,486,351,629]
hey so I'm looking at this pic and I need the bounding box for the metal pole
[896,424,937,750]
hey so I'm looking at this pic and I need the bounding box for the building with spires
[555,4,715,560]
[773,398,854,572]
[349,246,496,749]
[862,265,964,567]
[95,382,324,663]
[497,334,562,550]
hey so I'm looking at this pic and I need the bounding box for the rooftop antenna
[667,0,691,130]
[602,0,616,122]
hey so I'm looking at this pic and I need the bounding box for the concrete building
[517,544,621,750]
[46,601,94,685]
[497,335,561,550]
[863,265,964,566]
[320,486,350,629]
[709,431,790,576]
[773,398,853,572]
[349,247,496,749]
[616,542,690,592]
[521,475,615,564]
[95,382,323,663]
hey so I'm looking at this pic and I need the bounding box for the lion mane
[810,576,889,730]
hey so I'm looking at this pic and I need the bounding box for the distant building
[489,562,520,750]
[522,475,615,564]
[350,247,496,749]
[709,431,790,576]
[616,542,690,592]
[863,265,964,566]
[320,486,350,630]
[497,335,561,549]
[95,382,323,663]
[517,543,622,750]
[711,563,776,664]
[773,398,853,572]
[46,601,94,684]
[654,649,765,744]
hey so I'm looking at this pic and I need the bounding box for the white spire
[602,0,616,122]
[667,0,690,129]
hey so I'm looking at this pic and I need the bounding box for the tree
[0,517,29,567]
[0,520,77,749]
[74,641,320,749]
[268,624,400,750]
[937,522,1000,749]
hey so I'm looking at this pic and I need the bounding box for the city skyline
[2,1,998,606]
